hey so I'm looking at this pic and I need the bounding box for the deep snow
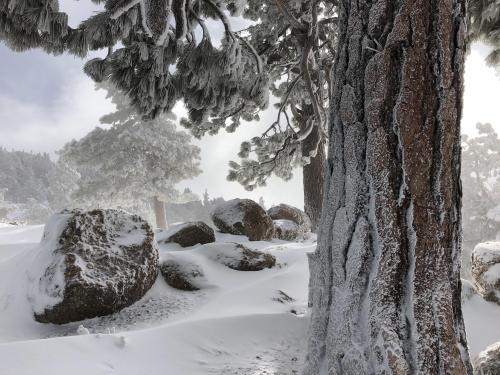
[0,225,312,374]
[0,225,498,374]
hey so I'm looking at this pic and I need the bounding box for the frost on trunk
[304,0,471,374]
[153,196,168,230]
[301,118,326,232]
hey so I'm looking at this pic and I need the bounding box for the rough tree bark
[304,0,471,374]
[300,107,326,232]
[152,196,168,230]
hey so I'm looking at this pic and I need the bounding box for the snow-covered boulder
[273,219,302,241]
[211,199,274,241]
[160,258,205,291]
[473,342,500,374]
[267,204,311,231]
[199,243,276,271]
[159,221,215,247]
[471,242,500,304]
[29,209,159,324]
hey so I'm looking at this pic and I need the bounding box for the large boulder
[160,258,205,291]
[28,209,159,324]
[474,342,500,374]
[471,242,500,304]
[267,204,311,229]
[199,242,276,271]
[273,219,302,241]
[159,221,215,247]
[211,199,274,241]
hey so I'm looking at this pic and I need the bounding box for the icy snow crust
[0,225,313,374]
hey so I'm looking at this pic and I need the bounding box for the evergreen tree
[0,148,78,223]
[1,0,268,124]
[461,123,500,276]
[469,0,500,67]
[0,148,77,210]
[59,84,201,229]
[203,188,210,207]
[304,0,472,373]
[226,0,337,230]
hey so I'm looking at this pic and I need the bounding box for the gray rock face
[199,242,276,271]
[160,221,215,247]
[160,259,205,291]
[267,204,311,232]
[30,209,159,324]
[211,199,274,241]
[471,242,500,304]
[474,342,500,374]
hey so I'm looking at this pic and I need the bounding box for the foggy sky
[0,2,499,210]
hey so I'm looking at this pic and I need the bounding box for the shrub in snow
[473,342,500,374]
[273,220,302,241]
[198,243,276,271]
[267,204,312,232]
[159,221,215,248]
[160,259,205,291]
[29,209,159,324]
[211,199,273,241]
[471,242,500,304]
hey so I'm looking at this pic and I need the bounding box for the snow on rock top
[211,199,274,241]
[28,209,159,324]
[473,341,500,374]
[471,241,500,304]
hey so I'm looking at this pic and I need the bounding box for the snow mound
[471,241,500,304]
[211,199,274,241]
[28,209,159,324]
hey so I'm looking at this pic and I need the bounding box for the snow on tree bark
[304,0,472,374]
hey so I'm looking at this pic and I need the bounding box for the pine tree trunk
[301,121,326,232]
[152,196,168,230]
[304,0,471,374]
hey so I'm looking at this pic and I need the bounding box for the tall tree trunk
[152,196,168,230]
[304,0,471,374]
[301,120,326,232]
[298,104,326,232]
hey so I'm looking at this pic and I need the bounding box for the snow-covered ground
[0,225,312,374]
[0,225,499,374]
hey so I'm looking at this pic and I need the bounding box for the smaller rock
[198,243,276,271]
[273,290,295,304]
[471,242,500,304]
[160,258,205,291]
[211,199,274,241]
[267,204,311,231]
[474,342,500,374]
[273,220,301,241]
[159,221,215,247]
[461,278,478,303]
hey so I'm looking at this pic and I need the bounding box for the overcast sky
[0,3,499,209]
